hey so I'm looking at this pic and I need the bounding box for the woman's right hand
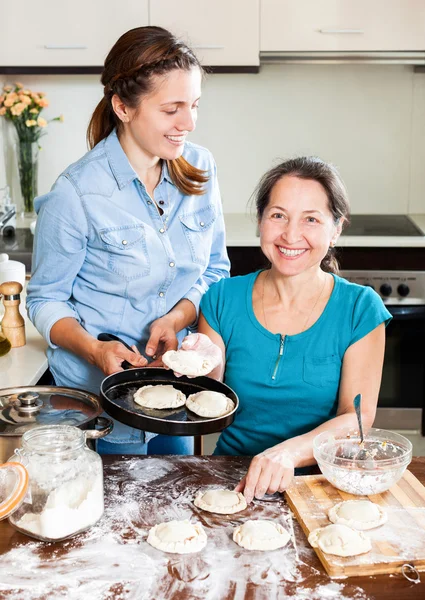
[92,340,148,376]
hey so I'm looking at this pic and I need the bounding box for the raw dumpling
[194,489,247,514]
[162,348,221,377]
[233,520,290,551]
[147,519,207,554]
[133,385,186,409]
[186,391,235,418]
[328,500,387,530]
[308,523,371,557]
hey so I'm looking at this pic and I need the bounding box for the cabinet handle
[192,45,225,50]
[44,44,88,50]
[319,29,364,35]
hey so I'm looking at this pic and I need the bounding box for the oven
[341,270,425,436]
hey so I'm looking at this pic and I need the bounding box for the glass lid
[0,386,102,435]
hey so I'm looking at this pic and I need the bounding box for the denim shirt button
[159,228,165,234]
[122,240,128,245]
[147,200,152,205]
[200,222,205,227]
[158,200,165,205]
[159,291,165,297]
[169,262,175,267]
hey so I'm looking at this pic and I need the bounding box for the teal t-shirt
[200,270,392,456]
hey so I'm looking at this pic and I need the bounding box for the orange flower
[25,119,37,127]
[37,117,47,127]
[15,82,24,89]
[37,97,49,108]
[11,102,26,116]
[29,108,39,114]
[3,85,13,92]
[4,93,18,107]
[0,107,6,116]
[18,94,32,106]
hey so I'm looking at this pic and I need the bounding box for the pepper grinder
[0,281,26,348]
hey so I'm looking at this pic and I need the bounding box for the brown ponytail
[87,26,209,196]
[254,157,351,275]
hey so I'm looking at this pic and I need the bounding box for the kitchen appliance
[100,367,239,436]
[343,214,424,236]
[0,187,16,238]
[341,270,425,435]
[0,386,113,463]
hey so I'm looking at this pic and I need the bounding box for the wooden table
[0,456,424,599]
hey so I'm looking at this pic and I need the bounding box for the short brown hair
[255,157,350,274]
[87,26,208,196]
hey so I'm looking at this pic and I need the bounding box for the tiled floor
[203,430,425,456]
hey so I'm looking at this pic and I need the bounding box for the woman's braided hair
[87,27,208,195]
[255,157,350,274]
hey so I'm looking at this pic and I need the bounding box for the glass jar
[8,424,104,541]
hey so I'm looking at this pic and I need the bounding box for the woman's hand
[181,332,222,365]
[235,444,295,504]
[93,340,148,376]
[145,315,179,366]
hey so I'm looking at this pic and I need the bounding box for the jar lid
[0,462,29,520]
[0,386,102,435]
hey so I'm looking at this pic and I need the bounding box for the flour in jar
[15,473,104,540]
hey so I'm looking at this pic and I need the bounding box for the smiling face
[113,67,202,162]
[259,175,342,278]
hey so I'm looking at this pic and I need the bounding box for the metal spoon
[353,393,370,461]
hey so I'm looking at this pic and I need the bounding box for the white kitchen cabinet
[0,1,149,66]
[149,0,260,67]
[261,0,425,52]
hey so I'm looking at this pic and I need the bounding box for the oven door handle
[387,305,425,319]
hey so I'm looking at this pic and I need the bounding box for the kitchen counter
[0,455,424,598]
[224,213,425,247]
[0,286,48,388]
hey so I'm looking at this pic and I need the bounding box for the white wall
[1,64,424,215]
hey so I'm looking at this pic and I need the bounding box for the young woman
[196,156,391,501]
[27,26,230,455]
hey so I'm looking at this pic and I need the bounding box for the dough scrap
[162,348,220,377]
[194,489,247,514]
[308,523,371,557]
[328,500,387,530]
[186,390,235,418]
[233,520,290,551]
[147,519,207,554]
[133,385,186,409]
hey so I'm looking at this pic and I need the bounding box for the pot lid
[0,386,102,435]
[0,462,29,520]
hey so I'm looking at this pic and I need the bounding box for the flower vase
[16,140,39,217]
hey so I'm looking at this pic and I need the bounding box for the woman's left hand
[145,315,178,366]
[234,444,295,504]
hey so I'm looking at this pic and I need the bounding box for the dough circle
[194,489,247,514]
[308,523,371,557]
[186,391,235,418]
[233,520,290,551]
[328,500,387,530]
[162,349,220,377]
[147,520,207,554]
[133,385,186,409]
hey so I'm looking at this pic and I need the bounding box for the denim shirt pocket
[100,224,150,281]
[180,204,216,266]
[303,355,341,388]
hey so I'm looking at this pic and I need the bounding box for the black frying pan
[98,334,239,436]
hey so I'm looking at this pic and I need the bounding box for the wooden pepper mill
[0,281,26,348]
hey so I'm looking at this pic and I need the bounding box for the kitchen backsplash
[1,64,424,215]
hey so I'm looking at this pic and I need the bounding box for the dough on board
[308,523,372,557]
[162,348,221,377]
[233,520,290,551]
[133,385,186,409]
[186,391,235,418]
[328,500,387,530]
[147,520,207,554]
[194,489,247,514]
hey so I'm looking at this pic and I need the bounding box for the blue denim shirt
[27,130,230,444]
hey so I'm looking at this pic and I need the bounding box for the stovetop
[343,215,424,237]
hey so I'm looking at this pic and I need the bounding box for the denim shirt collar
[104,129,174,190]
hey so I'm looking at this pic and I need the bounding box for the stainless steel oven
[341,270,425,436]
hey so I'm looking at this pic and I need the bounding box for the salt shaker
[0,281,26,347]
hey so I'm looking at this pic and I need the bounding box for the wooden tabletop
[0,455,424,599]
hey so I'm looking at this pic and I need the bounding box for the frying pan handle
[85,416,114,439]
[97,333,134,370]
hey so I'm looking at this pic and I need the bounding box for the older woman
[196,156,391,502]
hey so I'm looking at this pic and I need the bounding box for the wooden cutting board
[285,469,425,578]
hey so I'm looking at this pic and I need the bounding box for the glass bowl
[313,427,412,495]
